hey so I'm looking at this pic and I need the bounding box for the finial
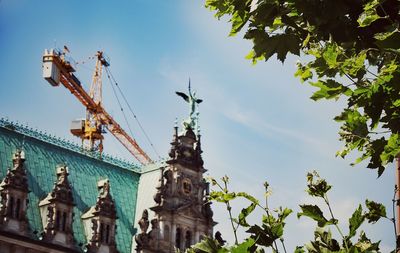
[12,149,26,169]
[175,80,203,130]
[174,117,178,128]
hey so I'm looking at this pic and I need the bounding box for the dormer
[82,179,118,253]
[39,165,75,248]
[0,150,30,235]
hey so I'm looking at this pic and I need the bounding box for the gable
[0,119,141,253]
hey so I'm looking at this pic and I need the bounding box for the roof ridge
[0,117,141,172]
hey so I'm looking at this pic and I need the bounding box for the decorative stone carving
[38,165,76,248]
[140,123,216,252]
[138,210,149,234]
[136,90,215,252]
[167,126,204,170]
[0,150,30,235]
[135,210,150,251]
[82,179,118,253]
[135,210,161,252]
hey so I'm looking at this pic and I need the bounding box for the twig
[393,185,398,252]
[264,184,279,253]
[324,195,349,252]
[222,179,239,245]
[280,238,288,253]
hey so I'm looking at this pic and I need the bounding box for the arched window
[175,227,181,249]
[164,225,170,241]
[185,230,192,249]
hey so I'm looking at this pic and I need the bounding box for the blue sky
[0,1,395,251]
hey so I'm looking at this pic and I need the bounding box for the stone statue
[135,210,151,251]
[138,210,149,234]
[149,218,159,239]
[176,80,203,129]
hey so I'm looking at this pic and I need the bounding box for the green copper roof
[0,118,141,172]
[0,119,141,253]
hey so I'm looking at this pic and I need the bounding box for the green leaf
[297,204,336,227]
[247,32,301,62]
[238,202,257,227]
[376,32,400,49]
[230,11,250,36]
[342,50,367,78]
[309,79,351,101]
[230,238,255,253]
[271,222,284,238]
[237,192,259,204]
[365,200,387,223]
[306,171,332,198]
[246,224,275,247]
[374,23,399,41]
[381,134,400,165]
[294,246,305,253]
[358,0,385,27]
[355,231,381,252]
[358,12,381,27]
[322,43,339,68]
[190,236,226,253]
[278,207,293,221]
[348,204,365,238]
[223,192,236,201]
[295,63,313,83]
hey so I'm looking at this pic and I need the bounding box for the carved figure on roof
[135,210,151,251]
[163,170,172,187]
[138,210,149,234]
[149,218,159,239]
[176,79,203,129]
[12,150,25,169]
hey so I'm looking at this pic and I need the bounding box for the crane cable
[104,67,162,160]
[104,69,137,152]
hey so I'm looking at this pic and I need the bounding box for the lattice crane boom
[42,48,152,165]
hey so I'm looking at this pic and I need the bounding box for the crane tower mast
[42,48,152,165]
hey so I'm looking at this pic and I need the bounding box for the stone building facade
[0,112,215,253]
[134,125,215,253]
[0,119,141,252]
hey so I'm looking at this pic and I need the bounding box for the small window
[106,224,110,244]
[164,225,170,240]
[61,212,67,232]
[175,227,181,249]
[8,197,14,218]
[100,223,105,243]
[15,198,21,219]
[182,179,192,195]
[185,230,192,249]
[55,210,61,231]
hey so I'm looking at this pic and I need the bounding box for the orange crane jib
[42,49,152,165]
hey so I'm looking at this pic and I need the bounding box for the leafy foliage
[186,173,392,253]
[205,0,400,176]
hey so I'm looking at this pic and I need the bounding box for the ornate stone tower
[135,84,215,252]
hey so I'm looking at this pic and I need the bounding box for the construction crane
[42,48,152,165]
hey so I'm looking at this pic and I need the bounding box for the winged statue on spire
[176,79,202,130]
